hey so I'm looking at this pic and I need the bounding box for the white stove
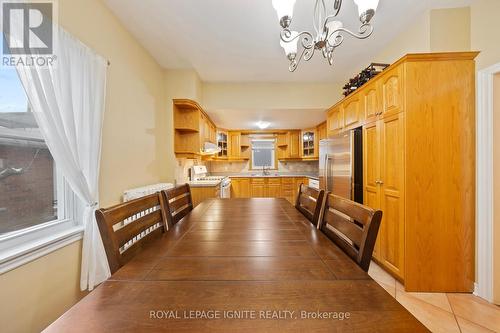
[189,166,231,198]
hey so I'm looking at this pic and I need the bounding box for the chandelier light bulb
[272,0,296,28]
[353,0,379,23]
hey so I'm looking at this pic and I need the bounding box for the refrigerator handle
[324,154,329,192]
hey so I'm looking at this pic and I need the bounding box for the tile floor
[368,262,500,333]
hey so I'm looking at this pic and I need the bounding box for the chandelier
[272,0,380,72]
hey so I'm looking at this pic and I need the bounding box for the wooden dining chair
[95,192,168,274]
[318,194,382,272]
[161,184,194,229]
[294,183,325,227]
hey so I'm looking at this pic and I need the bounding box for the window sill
[0,225,84,274]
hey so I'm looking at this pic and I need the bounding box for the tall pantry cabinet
[327,52,478,292]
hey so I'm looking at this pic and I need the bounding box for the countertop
[211,173,319,180]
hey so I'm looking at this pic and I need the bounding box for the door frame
[476,62,500,302]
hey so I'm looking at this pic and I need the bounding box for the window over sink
[251,139,276,170]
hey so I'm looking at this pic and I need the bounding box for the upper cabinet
[301,129,318,159]
[342,95,362,128]
[173,100,327,161]
[316,122,327,142]
[380,66,403,116]
[327,106,343,137]
[174,99,217,158]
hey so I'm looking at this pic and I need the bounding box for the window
[251,139,276,169]
[0,37,80,273]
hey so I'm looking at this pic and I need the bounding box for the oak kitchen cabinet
[316,121,327,142]
[191,185,220,207]
[173,99,217,158]
[232,177,308,204]
[277,131,301,160]
[329,52,478,292]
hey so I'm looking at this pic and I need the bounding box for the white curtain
[16,27,110,290]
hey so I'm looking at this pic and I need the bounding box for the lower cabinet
[230,177,308,203]
[363,113,405,280]
[231,178,250,198]
[191,186,220,207]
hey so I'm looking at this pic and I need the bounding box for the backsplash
[208,160,318,174]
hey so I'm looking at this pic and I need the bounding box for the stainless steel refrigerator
[319,127,363,203]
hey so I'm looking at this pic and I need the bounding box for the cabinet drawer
[268,178,281,185]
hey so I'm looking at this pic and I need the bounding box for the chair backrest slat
[319,194,382,272]
[295,183,325,226]
[95,192,168,274]
[162,184,194,228]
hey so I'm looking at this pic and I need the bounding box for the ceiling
[103,0,472,129]
[104,0,470,83]
[208,108,326,130]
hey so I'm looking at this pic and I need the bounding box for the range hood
[200,142,221,155]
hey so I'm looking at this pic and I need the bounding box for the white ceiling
[104,0,435,83]
[104,0,472,129]
[209,108,326,130]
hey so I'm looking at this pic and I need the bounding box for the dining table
[45,198,428,332]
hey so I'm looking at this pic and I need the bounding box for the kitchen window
[0,55,80,273]
[251,139,276,170]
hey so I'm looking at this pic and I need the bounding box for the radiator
[123,183,174,202]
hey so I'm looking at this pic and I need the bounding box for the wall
[470,0,500,70]
[373,12,430,64]
[0,241,84,333]
[0,0,172,332]
[493,73,500,304]
[203,82,343,111]
[430,7,471,52]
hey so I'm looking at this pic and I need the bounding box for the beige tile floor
[368,262,500,333]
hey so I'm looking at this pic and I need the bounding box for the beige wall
[0,0,172,332]
[58,0,173,207]
[202,82,343,110]
[494,73,500,304]
[0,241,85,333]
[430,7,471,52]
[471,0,500,70]
[373,12,430,64]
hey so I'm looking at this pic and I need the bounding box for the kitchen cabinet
[191,186,220,207]
[281,178,295,204]
[342,95,362,128]
[380,65,403,116]
[277,131,301,160]
[231,178,250,198]
[288,131,300,159]
[326,106,343,137]
[363,114,405,280]
[231,177,308,203]
[267,178,282,198]
[353,52,477,292]
[217,130,228,159]
[363,84,380,123]
[301,129,317,159]
[316,122,327,142]
[228,131,241,159]
[250,178,266,197]
[173,99,217,158]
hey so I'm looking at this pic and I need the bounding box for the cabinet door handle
[375,180,384,185]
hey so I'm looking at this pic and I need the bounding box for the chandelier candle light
[272,0,380,72]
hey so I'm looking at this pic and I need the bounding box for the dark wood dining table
[45,198,428,332]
